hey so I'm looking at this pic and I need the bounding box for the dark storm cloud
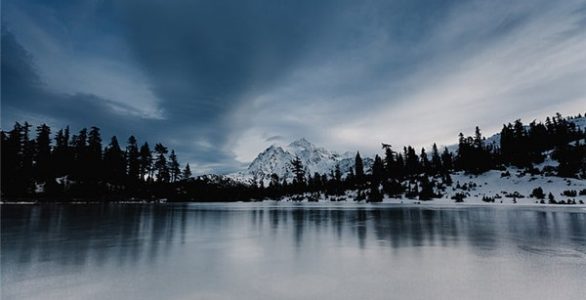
[1,28,235,170]
[2,28,147,139]
[2,0,586,173]
[109,0,358,147]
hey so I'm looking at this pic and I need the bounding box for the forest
[1,113,585,202]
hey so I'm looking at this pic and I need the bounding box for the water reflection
[2,204,586,300]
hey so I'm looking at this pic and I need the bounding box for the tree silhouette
[34,124,52,181]
[104,136,126,186]
[355,152,365,183]
[168,150,181,182]
[182,163,192,180]
[87,127,103,182]
[154,143,170,183]
[139,142,153,181]
[290,155,305,185]
[126,136,140,183]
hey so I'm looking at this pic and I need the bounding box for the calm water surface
[2,203,586,300]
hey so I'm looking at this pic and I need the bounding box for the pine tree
[168,150,181,182]
[21,122,34,185]
[334,164,342,182]
[87,127,103,182]
[383,146,396,179]
[431,143,442,174]
[103,136,126,185]
[34,124,52,181]
[473,126,483,149]
[154,143,170,183]
[372,155,384,184]
[420,148,430,174]
[355,152,365,182]
[126,136,140,182]
[290,155,305,184]
[72,128,89,181]
[405,146,419,176]
[52,127,72,177]
[139,142,153,181]
[441,147,453,171]
[182,163,192,180]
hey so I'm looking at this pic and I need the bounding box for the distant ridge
[227,138,372,185]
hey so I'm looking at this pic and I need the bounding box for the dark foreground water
[2,203,586,300]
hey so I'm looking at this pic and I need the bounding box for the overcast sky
[2,0,585,174]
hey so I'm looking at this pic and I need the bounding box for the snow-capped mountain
[228,138,372,185]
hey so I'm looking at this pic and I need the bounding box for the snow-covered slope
[228,138,372,185]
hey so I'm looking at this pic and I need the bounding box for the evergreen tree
[182,163,192,180]
[371,155,384,184]
[441,147,453,171]
[154,143,170,183]
[72,128,89,181]
[103,136,127,185]
[395,153,405,178]
[404,146,419,176]
[355,152,365,182]
[21,122,34,184]
[473,126,483,149]
[290,155,305,184]
[420,148,430,174]
[139,142,153,181]
[168,150,181,182]
[334,164,342,182]
[126,136,140,182]
[431,143,442,174]
[52,127,72,177]
[34,124,52,181]
[383,146,396,179]
[87,127,103,181]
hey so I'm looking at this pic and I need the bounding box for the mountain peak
[229,138,373,185]
[288,138,313,149]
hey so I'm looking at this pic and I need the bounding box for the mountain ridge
[227,138,372,185]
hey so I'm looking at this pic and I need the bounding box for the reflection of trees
[257,206,586,252]
[1,204,193,269]
[2,205,585,271]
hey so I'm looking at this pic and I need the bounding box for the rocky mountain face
[227,138,372,185]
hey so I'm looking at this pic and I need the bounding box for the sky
[2,0,586,174]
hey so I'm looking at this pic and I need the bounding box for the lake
[2,203,586,299]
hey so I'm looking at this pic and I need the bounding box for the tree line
[1,113,585,202]
[249,113,586,202]
[1,123,191,200]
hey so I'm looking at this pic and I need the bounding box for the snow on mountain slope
[228,138,372,185]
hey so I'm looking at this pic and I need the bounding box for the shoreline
[2,199,586,208]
